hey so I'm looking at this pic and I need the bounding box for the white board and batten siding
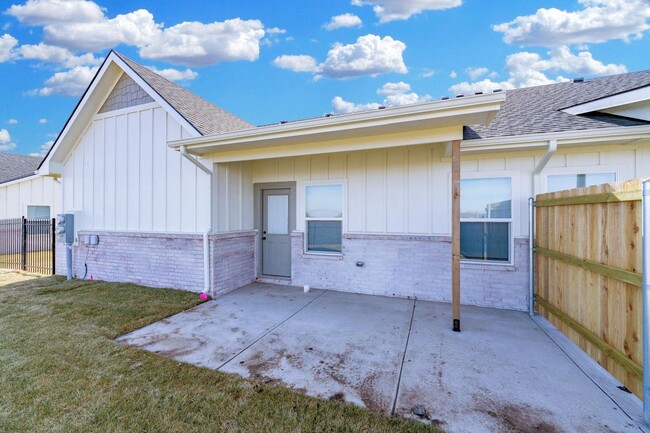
[62,103,211,234]
[0,175,62,220]
[213,141,648,238]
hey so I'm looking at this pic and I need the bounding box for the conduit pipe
[642,179,650,426]
[528,139,558,318]
[180,145,213,296]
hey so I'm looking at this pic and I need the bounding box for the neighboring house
[38,51,650,311]
[0,152,61,220]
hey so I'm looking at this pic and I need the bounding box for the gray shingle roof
[114,52,254,135]
[0,152,41,184]
[465,70,650,140]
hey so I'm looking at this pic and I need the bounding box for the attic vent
[573,77,585,83]
[474,92,483,95]
[378,106,386,110]
[493,89,502,93]
[325,113,333,117]
[280,120,288,124]
[441,96,449,100]
[456,94,464,98]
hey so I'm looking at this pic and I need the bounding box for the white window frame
[299,179,347,256]
[24,204,51,220]
[541,165,626,193]
[458,171,519,266]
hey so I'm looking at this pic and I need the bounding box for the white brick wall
[210,231,256,295]
[291,232,529,311]
[57,230,256,295]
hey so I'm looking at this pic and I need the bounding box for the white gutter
[179,145,213,296]
[461,124,650,154]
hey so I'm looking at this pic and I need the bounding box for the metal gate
[0,217,56,275]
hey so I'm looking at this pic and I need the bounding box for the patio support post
[452,139,461,332]
[642,179,650,425]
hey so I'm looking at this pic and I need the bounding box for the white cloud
[145,66,198,81]
[420,68,434,78]
[29,140,53,157]
[266,27,286,35]
[38,118,47,123]
[43,9,162,52]
[139,18,265,66]
[7,119,17,124]
[321,34,409,78]
[352,0,462,22]
[273,55,319,73]
[449,46,626,95]
[274,34,407,79]
[30,65,98,97]
[324,13,362,30]
[0,33,18,62]
[466,67,489,80]
[494,0,650,46]
[0,128,16,151]
[17,43,100,67]
[6,0,104,25]
[449,70,457,78]
[377,81,410,95]
[333,81,431,113]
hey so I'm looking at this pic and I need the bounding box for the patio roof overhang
[169,92,505,163]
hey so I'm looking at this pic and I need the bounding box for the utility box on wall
[56,214,74,245]
[84,234,99,246]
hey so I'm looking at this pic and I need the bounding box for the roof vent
[280,120,288,124]
[325,113,333,117]
[441,96,449,100]
[456,94,464,98]
[493,89,502,93]
[573,77,585,83]
[378,106,386,109]
[474,92,483,95]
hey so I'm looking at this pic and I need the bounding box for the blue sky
[0,0,649,156]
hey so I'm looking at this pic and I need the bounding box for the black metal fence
[0,217,55,275]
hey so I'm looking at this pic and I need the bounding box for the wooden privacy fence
[535,179,644,398]
[0,217,56,275]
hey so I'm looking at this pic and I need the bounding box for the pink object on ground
[199,292,208,300]
[90,275,93,280]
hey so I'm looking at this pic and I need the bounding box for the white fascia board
[169,92,505,155]
[562,85,650,115]
[460,125,650,154]
[0,174,40,187]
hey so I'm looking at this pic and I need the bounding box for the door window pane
[306,185,342,218]
[547,173,615,193]
[307,221,341,253]
[460,222,510,262]
[461,178,511,218]
[267,195,289,234]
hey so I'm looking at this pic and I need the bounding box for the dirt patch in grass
[0,276,443,433]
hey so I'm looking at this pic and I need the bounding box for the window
[460,177,511,263]
[547,172,616,193]
[27,205,50,220]
[305,184,342,253]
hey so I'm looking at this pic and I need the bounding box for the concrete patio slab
[116,283,324,369]
[117,283,646,433]
[222,289,414,412]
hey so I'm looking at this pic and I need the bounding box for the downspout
[642,179,650,426]
[529,139,558,317]
[180,145,213,297]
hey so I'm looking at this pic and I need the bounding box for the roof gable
[38,50,253,176]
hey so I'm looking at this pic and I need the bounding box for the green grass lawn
[0,272,443,433]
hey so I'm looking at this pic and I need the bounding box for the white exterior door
[262,188,291,277]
